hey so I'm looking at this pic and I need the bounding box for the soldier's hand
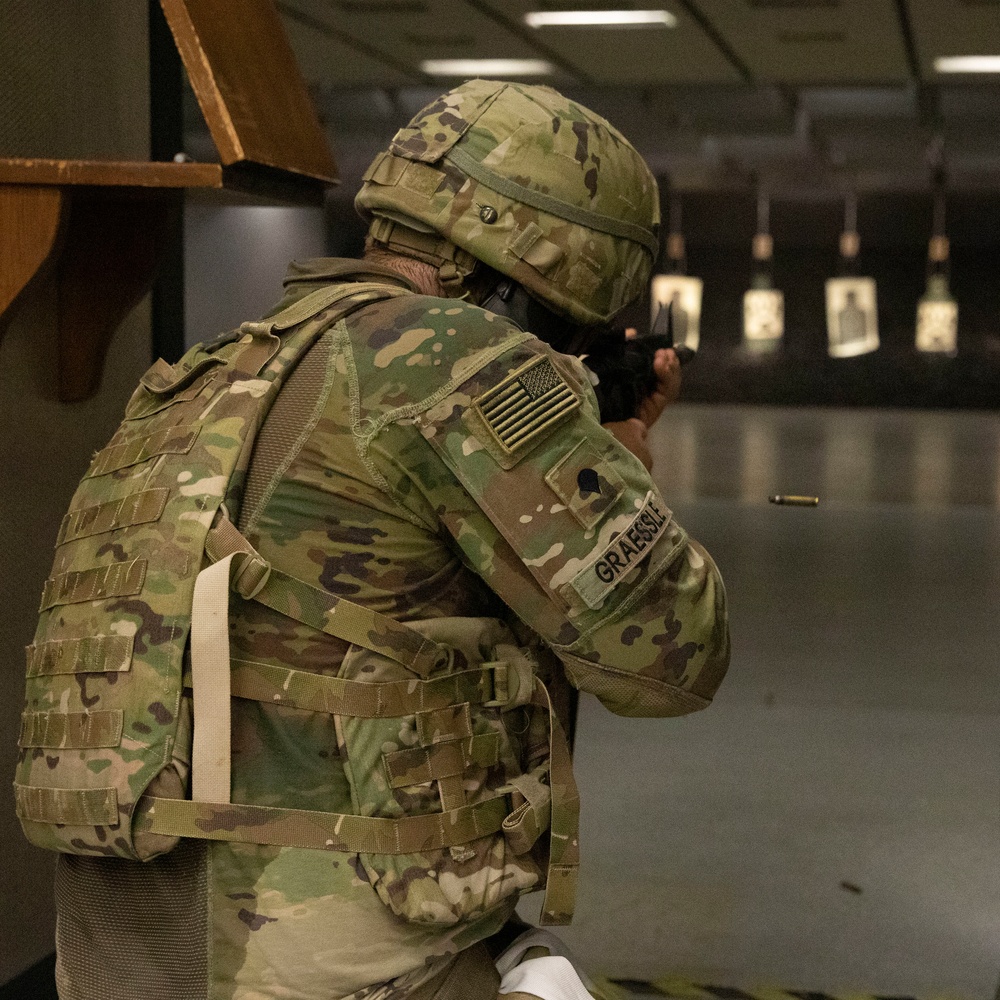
[603,417,652,471]
[635,348,681,429]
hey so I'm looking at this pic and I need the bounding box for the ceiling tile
[695,0,912,83]
[281,9,418,85]
[282,0,555,85]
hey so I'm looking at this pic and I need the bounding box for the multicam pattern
[356,80,661,325]
[35,260,729,1000]
[14,282,411,861]
[15,318,324,860]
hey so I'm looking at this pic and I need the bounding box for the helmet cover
[355,80,660,326]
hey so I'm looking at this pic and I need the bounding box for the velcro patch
[544,438,625,530]
[471,356,580,467]
[569,492,671,609]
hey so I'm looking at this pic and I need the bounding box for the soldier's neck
[362,245,444,297]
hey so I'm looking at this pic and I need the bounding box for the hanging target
[825,277,879,358]
[650,275,703,353]
[743,289,784,343]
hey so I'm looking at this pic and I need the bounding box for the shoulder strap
[238,281,411,533]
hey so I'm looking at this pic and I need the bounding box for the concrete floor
[521,404,1000,999]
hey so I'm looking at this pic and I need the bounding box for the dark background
[641,189,1000,409]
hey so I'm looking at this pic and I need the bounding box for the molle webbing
[204,515,447,677]
[16,280,409,862]
[228,658,520,718]
[39,559,147,611]
[191,513,578,919]
[133,792,511,854]
[26,635,133,677]
[384,733,502,789]
[57,489,169,546]
[15,783,118,827]
[85,424,199,478]
[19,710,124,749]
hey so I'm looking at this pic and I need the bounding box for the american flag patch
[473,356,580,457]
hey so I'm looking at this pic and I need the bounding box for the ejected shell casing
[769,495,820,506]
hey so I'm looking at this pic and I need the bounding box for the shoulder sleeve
[370,332,730,718]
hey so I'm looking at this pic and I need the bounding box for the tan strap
[533,679,581,927]
[190,553,240,804]
[205,515,447,678]
[502,767,551,857]
[133,791,510,853]
[229,657,513,717]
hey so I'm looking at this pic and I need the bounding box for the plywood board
[160,0,337,183]
[0,159,223,188]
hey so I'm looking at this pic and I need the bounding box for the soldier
[36,81,729,1000]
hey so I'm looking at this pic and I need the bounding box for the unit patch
[569,491,670,609]
[470,356,580,468]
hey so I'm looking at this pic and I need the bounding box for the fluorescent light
[934,55,1000,74]
[421,59,555,76]
[525,10,677,28]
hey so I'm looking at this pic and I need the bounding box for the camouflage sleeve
[373,335,730,718]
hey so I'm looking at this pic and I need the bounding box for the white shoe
[495,929,596,1000]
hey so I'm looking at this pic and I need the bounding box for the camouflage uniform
[42,81,729,1000]
[50,255,728,999]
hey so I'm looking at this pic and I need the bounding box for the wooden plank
[159,0,338,184]
[0,185,66,331]
[0,158,223,188]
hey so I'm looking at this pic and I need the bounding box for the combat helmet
[355,80,661,326]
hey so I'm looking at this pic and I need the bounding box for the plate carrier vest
[15,280,579,925]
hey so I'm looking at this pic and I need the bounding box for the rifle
[585,301,696,423]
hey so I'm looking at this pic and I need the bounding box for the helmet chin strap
[478,278,596,355]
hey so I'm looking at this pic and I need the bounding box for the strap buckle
[231,551,271,600]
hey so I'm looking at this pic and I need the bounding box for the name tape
[569,491,670,609]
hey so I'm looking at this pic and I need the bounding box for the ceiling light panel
[420,59,555,75]
[476,0,742,83]
[280,0,553,87]
[693,0,910,83]
[907,0,1000,79]
[524,10,677,27]
[934,55,1000,74]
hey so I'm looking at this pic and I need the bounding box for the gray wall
[0,1,152,984]
[184,202,326,348]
